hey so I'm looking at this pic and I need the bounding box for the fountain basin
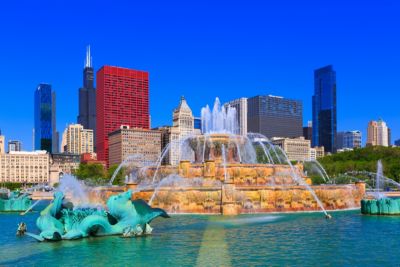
[90,183,363,215]
[361,198,400,215]
[0,191,32,212]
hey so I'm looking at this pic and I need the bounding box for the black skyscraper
[78,46,96,149]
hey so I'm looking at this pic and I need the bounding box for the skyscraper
[367,119,389,147]
[312,65,337,153]
[52,91,59,153]
[247,95,303,138]
[78,46,96,148]
[34,83,56,153]
[96,66,149,165]
[224,97,248,136]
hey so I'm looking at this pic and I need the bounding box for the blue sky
[0,0,399,149]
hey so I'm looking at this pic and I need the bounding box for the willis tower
[78,45,96,149]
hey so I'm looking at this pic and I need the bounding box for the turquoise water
[1,208,399,266]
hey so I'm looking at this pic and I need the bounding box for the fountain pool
[1,210,399,266]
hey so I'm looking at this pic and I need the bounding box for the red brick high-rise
[96,66,149,165]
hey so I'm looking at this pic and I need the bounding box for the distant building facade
[108,126,161,167]
[78,46,96,148]
[312,65,337,153]
[310,146,325,160]
[394,139,400,147]
[224,97,248,136]
[0,132,4,154]
[271,137,311,162]
[50,153,80,176]
[0,151,49,183]
[367,119,389,147]
[8,140,22,152]
[61,124,94,154]
[156,126,180,165]
[337,131,362,149]
[34,83,57,153]
[303,121,312,141]
[96,66,150,165]
[247,95,303,138]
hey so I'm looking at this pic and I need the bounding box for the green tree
[319,146,400,182]
[74,163,106,180]
[107,164,126,185]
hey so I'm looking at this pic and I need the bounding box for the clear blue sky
[0,0,399,149]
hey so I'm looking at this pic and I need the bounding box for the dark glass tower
[312,65,337,153]
[78,45,96,148]
[247,95,303,138]
[34,83,54,152]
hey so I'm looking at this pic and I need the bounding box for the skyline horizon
[0,56,396,150]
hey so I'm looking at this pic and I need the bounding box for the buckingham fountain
[102,98,364,216]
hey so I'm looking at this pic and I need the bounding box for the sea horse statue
[24,190,169,241]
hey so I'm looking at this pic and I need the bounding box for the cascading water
[374,160,386,199]
[109,154,150,185]
[221,144,228,182]
[274,145,329,216]
[201,97,238,134]
[57,174,90,207]
[376,160,383,193]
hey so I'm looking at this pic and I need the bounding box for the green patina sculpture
[0,190,32,212]
[361,198,400,215]
[26,190,169,241]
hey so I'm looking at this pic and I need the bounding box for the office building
[303,121,312,141]
[8,140,22,152]
[394,139,400,147]
[312,65,337,153]
[310,146,325,160]
[50,153,80,176]
[34,83,56,153]
[0,151,49,183]
[108,126,161,167]
[52,92,59,153]
[367,119,389,147]
[0,131,4,154]
[156,126,180,165]
[337,131,362,149]
[61,124,94,155]
[271,137,311,162]
[78,46,97,147]
[248,95,302,138]
[224,97,248,136]
[96,66,149,165]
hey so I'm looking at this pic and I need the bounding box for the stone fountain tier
[141,160,311,186]
[129,184,363,215]
[90,182,365,215]
[189,133,246,163]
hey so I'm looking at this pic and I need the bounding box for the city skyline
[0,1,399,148]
